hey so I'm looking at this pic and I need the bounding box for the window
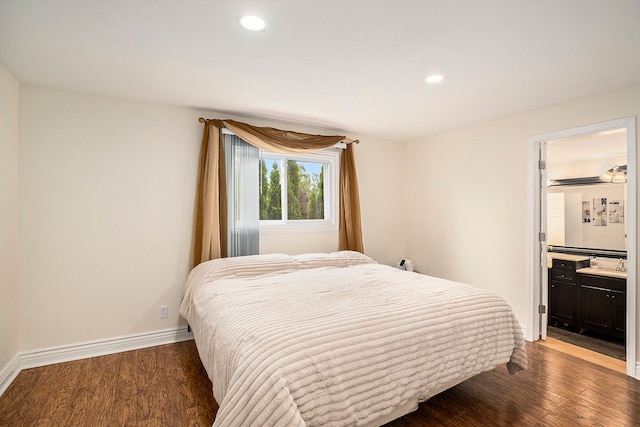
[258,149,339,233]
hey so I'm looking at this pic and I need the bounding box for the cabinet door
[549,281,577,328]
[580,286,612,334]
[612,291,626,338]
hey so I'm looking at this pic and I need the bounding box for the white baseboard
[0,326,193,397]
[0,354,21,397]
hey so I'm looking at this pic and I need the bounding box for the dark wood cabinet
[549,281,578,329]
[578,274,626,339]
[548,258,589,331]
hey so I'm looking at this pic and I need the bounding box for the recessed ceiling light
[425,74,444,84]
[240,15,266,31]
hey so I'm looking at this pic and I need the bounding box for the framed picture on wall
[582,201,591,223]
[609,200,624,224]
[592,198,607,226]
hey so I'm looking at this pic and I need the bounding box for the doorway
[526,117,637,378]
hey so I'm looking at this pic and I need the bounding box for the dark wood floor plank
[111,348,141,426]
[0,368,41,425]
[10,359,69,423]
[156,344,191,426]
[1,340,639,426]
[448,371,550,425]
[134,346,161,423]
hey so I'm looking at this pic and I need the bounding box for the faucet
[616,258,626,272]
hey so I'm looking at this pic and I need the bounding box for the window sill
[259,221,338,234]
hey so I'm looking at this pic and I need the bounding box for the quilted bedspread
[179,251,527,427]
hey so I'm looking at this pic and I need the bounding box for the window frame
[259,148,340,234]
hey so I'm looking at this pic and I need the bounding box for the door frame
[526,116,637,378]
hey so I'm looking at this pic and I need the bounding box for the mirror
[546,129,627,251]
[547,183,626,250]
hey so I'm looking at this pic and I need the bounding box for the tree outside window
[259,157,327,221]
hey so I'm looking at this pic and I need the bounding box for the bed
[179,251,527,426]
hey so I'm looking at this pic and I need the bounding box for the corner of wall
[0,64,21,374]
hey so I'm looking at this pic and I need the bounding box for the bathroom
[545,129,627,361]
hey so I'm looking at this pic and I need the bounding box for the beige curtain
[191,121,227,269]
[191,118,363,268]
[338,143,364,253]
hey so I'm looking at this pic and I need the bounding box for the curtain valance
[201,118,357,154]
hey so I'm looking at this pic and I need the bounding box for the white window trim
[259,149,340,234]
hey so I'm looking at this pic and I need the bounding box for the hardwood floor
[0,341,218,426]
[1,340,639,426]
[540,337,627,374]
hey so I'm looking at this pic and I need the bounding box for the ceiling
[546,129,628,180]
[1,0,639,143]
[547,130,627,164]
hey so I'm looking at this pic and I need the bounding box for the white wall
[354,135,406,266]
[563,193,583,248]
[260,232,338,256]
[16,86,404,352]
[0,65,20,369]
[18,87,202,350]
[404,83,640,365]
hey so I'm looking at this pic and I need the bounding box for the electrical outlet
[160,305,168,319]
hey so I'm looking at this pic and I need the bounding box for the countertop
[547,253,627,279]
[576,267,627,279]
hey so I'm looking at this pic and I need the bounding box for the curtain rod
[198,117,359,144]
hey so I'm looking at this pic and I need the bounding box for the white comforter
[180,251,526,427]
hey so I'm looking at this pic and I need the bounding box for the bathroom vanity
[547,252,626,340]
[577,269,626,339]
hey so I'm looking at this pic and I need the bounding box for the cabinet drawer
[551,269,575,282]
[579,274,626,292]
[552,259,576,270]
[551,258,589,270]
